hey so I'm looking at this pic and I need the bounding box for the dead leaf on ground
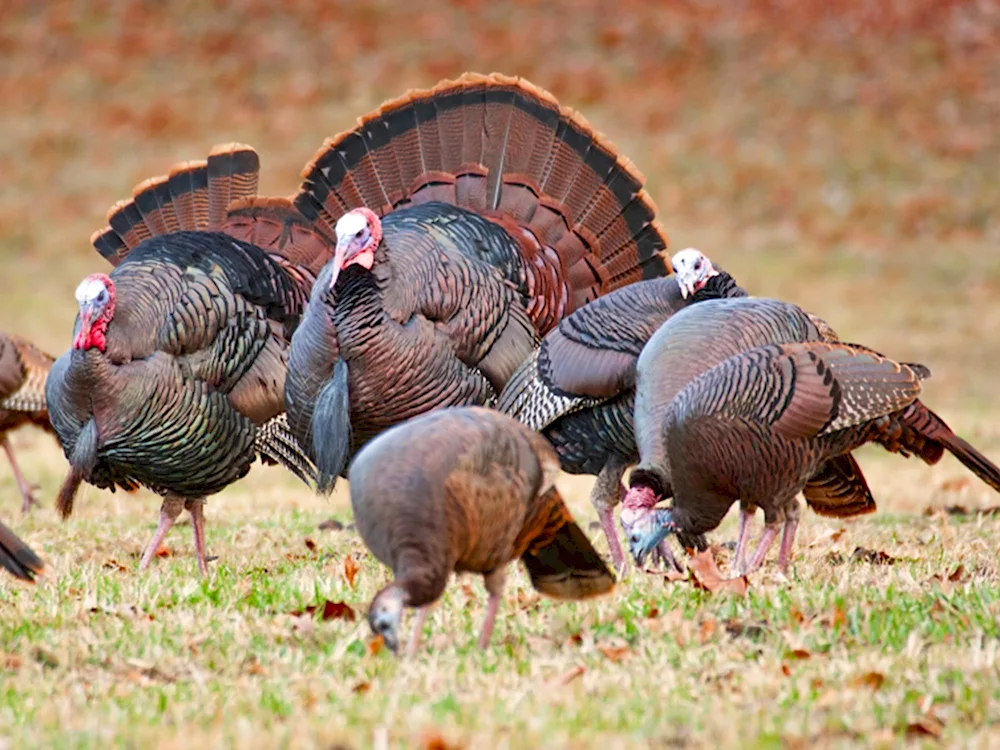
[288,599,356,622]
[103,559,129,573]
[785,649,811,660]
[930,564,966,584]
[304,538,317,552]
[851,547,896,565]
[687,548,749,595]
[646,606,660,619]
[809,528,846,547]
[352,681,371,694]
[1,653,22,671]
[516,590,540,611]
[647,566,687,582]
[343,554,359,588]
[546,665,585,687]
[318,518,344,531]
[368,635,385,656]
[699,617,718,643]
[906,716,944,739]
[421,731,462,750]
[154,545,171,558]
[597,644,631,662]
[851,671,885,690]
[940,477,971,493]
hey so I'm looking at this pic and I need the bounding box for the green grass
[2,1,1000,747]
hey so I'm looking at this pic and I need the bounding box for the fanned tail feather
[0,521,44,582]
[522,517,615,600]
[255,413,317,487]
[497,349,597,431]
[902,404,1000,494]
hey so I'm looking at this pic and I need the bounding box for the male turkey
[1,332,55,513]
[46,144,331,575]
[0,519,44,582]
[284,72,671,491]
[622,298,1000,573]
[348,406,614,655]
[498,248,746,573]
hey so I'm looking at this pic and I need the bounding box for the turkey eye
[695,261,702,270]
[355,229,364,239]
[97,290,107,302]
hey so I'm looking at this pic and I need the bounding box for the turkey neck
[329,250,391,343]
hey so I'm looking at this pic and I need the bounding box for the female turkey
[348,406,614,655]
[622,298,1000,573]
[0,519,44,581]
[498,248,746,573]
[1,332,55,513]
[284,72,671,491]
[46,145,332,575]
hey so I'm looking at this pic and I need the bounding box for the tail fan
[255,413,317,487]
[90,146,336,280]
[522,517,615,599]
[901,403,1000,493]
[311,359,352,494]
[0,521,44,582]
[294,72,671,329]
[497,348,598,431]
[804,453,877,517]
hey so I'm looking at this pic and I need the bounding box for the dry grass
[2,1,1000,747]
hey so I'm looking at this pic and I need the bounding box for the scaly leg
[138,496,185,571]
[776,500,801,573]
[406,605,433,658]
[186,498,210,577]
[743,522,780,575]
[732,502,757,575]
[3,437,39,514]
[592,457,629,577]
[478,568,507,650]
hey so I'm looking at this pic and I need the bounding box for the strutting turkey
[1,332,55,513]
[498,248,746,574]
[348,406,614,655]
[45,144,331,575]
[622,298,1000,573]
[283,72,671,492]
[0,519,44,582]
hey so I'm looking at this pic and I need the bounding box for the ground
[1,2,999,748]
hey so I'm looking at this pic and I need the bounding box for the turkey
[0,519,44,582]
[45,144,332,575]
[498,248,746,573]
[284,72,671,492]
[622,298,1000,573]
[348,406,614,655]
[1,332,55,513]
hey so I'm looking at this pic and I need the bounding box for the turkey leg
[742,522,780,575]
[186,498,210,577]
[732,502,757,574]
[2,437,39,514]
[776,501,801,573]
[138,496,185,571]
[593,458,629,576]
[478,568,507,649]
[406,605,433,658]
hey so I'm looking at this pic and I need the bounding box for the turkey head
[329,208,382,290]
[72,273,116,352]
[671,248,720,299]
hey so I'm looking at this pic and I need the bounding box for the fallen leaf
[421,731,461,750]
[940,477,970,493]
[103,559,128,573]
[343,555,359,588]
[906,716,944,739]
[352,681,371,694]
[368,635,385,656]
[809,528,846,547]
[154,546,171,558]
[698,617,718,643]
[785,649,811,660]
[646,606,660,619]
[597,644,631,662]
[516,590,540,610]
[304,538,317,552]
[948,564,966,582]
[851,671,885,690]
[781,664,791,677]
[288,599,356,622]
[648,566,687,582]
[1,653,22,671]
[318,519,344,531]
[851,547,896,565]
[547,665,585,687]
[687,548,749,595]
[569,632,583,646]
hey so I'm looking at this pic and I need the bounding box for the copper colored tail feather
[907,405,1000,494]
[294,72,670,322]
[56,467,85,520]
[804,453,877,517]
[522,520,615,600]
[0,520,45,582]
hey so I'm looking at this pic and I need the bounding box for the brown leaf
[516,590,540,611]
[547,665,585,687]
[906,716,944,739]
[785,649,811,660]
[320,600,356,621]
[948,564,966,582]
[851,547,896,565]
[368,635,385,656]
[352,681,371,694]
[809,528,846,547]
[1,653,22,672]
[940,477,970,493]
[781,664,791,677]
[852,671,885,690]
[569,632,583,646]
[688,548,749,595]
[646,606,660,619]
[304,538,317,552]
[343,554,359,589]
[698,617,718,643]
[597,645,631,662]
[103,559,128,572]
[421,732,461,750]
[154,546,171,558]
[318,519,344,531]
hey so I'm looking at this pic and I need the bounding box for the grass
[2,1,1000,747]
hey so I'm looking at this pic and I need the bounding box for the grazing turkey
[348,406,614,655]
[0,519,44,582]
[1,332,55,513]
[45,144,331,575]
[284,72,671,492]
[622,298,1000,573]
[498,248,746,573]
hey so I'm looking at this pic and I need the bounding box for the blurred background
[2,0,999,514]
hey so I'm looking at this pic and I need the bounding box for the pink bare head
[73,273,116,352]
[329,207,382,291]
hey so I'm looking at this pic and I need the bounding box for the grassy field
[2,2,1000,747]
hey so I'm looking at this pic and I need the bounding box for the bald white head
[329,207,382,291]
[335,210,370,246]
[671,248,719,299]
[75,276,109,306]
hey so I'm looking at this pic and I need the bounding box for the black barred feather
[0,520,44,582]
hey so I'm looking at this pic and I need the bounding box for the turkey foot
[138,496,185,571]
[732,503,757,574]
[406,605,432,658]
[776,515,799,573]
[478,569,507,649]
[740,522,780,575]
[3,438,40,515]
[187,498,210,577]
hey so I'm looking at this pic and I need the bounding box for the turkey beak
[627,510,675,566]
[327,241,349,293]
[369,610,400,654]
